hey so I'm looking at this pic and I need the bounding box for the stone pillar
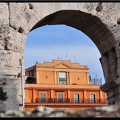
[50,90,54,103]
[69,72,71,85]
[115,40,120,78]
[84,90,87,103]
[56,71,58,84]
[33,90,36,103]
[54,71,57,84]
[67,72,69,84]
[4,76,21,111]
[67,90,71,102]
[86,72,89,84]
[108,48,117,80]
[99,90,102,103]
[100,55,109,82]
[50,90,54,98]
[100,91,102,99]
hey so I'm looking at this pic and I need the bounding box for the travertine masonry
[0,2,120,110]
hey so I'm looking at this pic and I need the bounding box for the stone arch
[29,10,117,83]
[1,3,120,110]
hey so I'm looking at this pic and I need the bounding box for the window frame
[40,93,46,103]
[74,94,79,103]
[57,93,63,103]
[90,94,96,103]
[58,71,67,85]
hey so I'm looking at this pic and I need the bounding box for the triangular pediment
[53,62,71,69]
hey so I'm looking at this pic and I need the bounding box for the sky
[25,24,105,84]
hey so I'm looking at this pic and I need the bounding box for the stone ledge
[0,105,120,117]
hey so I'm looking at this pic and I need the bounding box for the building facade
[24,60,108,111]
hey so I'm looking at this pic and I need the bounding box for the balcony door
[74,94,79,103]
[90,94,95,103]
[40,93,46,103]
[57,93,63,103]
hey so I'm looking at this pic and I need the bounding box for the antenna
[74,56,76,63]
[61,55,62,60]
[66,52,67,60]
[95,75,98,85]
[58,56,59,60]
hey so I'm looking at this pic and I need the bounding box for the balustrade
[35,98,107,104]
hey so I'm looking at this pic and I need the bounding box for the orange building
[24,60,108,111]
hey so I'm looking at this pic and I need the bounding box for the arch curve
[30,10,117,82]
[1,3,120,110]
[31,10,116,56]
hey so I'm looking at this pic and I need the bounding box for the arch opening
[26,10,117,83]
[25,24,105,84]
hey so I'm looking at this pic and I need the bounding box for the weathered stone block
[0,3,9,24]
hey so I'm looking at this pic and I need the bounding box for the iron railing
[36,98,107,104]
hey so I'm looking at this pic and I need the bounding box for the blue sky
[25,25,105,84]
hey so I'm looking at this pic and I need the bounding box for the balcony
[35,98,107,104]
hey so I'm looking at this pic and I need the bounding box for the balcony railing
[35,98,107,104]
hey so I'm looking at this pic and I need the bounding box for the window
[59,72,67,84]
[40,93,46,103]
[74,94,79,103]
[90,94,95,103]
[58,94,63,103]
